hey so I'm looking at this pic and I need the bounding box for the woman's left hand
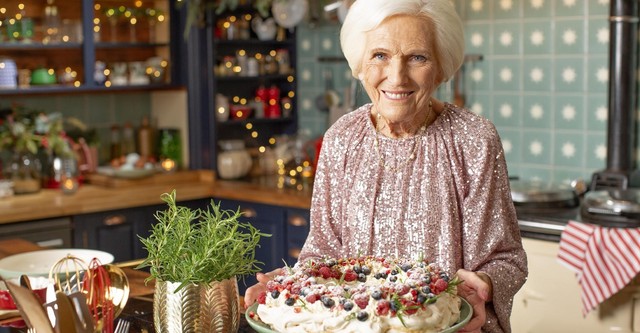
[455,269,493,333]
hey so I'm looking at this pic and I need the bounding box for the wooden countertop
[0,170,312,225]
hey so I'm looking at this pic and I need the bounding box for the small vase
[6,151,42,195]
[153,277,240,333]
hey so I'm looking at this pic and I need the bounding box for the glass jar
[158,128,182,171]
[217,140,252,179]
[6,151,42,195]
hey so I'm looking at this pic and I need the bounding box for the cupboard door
[284,207,310,266]
[214,198,286,295]
[72,207,145,262]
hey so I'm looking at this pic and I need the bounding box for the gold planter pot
[153,277,240,333]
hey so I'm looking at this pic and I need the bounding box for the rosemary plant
[137,190,269,291]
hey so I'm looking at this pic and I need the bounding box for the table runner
[557,220,640,315]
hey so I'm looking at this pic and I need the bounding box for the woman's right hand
[244,268,283,309]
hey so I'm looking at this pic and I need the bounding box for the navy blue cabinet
[72,198,209,263]
[213,198,286,294]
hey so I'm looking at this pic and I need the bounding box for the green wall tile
[553,132,585,167]
[523,0,552,18]
[492,58,521,91]
[554,57,585,92]
[554,19,586,54]
[523,58,552,92]
[492,22,522,55]
[523,21,552,55]
[555,0,585,17]
[554,94,585,130]
[523,94,552,129]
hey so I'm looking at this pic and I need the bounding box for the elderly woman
[246,0,527,332]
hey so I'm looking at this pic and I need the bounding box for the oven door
[0,217,72,249]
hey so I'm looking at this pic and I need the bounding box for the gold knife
[4,280,55,333]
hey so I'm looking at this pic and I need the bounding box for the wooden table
[0,239,257,333]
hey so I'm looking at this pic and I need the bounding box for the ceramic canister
[0,58,18,89]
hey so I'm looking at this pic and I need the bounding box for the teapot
[251,17,277,41]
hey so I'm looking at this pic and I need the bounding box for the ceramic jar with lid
[217,140,252,179]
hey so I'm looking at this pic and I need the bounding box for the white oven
[511,237,640,333]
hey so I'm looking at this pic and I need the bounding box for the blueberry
[390,301,399,312]
[285,297,295,306]
[389,275,397,282]
[390,269,399,275]
[343,301,354,311]
[271,290,280,299]
[440,273,450,282]
[371,290,382,300]
[422,276,431,284]
[356,311,369,321]
[400,263,412,272]
[357,273,367,282]
[361,265,371,275]
[327,259,337,267]
[353,265,362,274]
[321,295,335,308]
[421,286,431,294]
[417,293,427,304]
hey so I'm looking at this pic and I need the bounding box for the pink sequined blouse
[298,103,528,332]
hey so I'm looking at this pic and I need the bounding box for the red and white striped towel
[557,220,640,315]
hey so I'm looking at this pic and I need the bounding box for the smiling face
[360,15,443,136]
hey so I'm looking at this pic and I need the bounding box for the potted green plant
[137,190,269,333]
[0,105,76,194]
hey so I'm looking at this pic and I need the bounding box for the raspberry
[432,278,448,294]
[395,284,410,296]
[376,300,390,316]
[305,293,320,304]
[353,293,370,309]
[319,266,332,279]
[257,291,267,305]
[343,270,358,282]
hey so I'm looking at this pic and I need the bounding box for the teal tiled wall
[296,0,634,184]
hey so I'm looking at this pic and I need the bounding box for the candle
[60,175,79,194]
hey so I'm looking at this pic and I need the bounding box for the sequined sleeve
[456,118,528,332]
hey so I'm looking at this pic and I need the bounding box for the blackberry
[356,311,369,321]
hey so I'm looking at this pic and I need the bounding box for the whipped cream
[254,256,462,333]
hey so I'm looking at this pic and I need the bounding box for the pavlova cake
[250,256,463,333]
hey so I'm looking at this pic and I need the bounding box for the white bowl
[0,249,114,279]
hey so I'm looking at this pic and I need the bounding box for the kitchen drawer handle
[288,248,302,259]
[104,214,127,226]
[288,215,308,227]
[241,207,257,218]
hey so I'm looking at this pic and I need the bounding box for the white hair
[340,0,464,82]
